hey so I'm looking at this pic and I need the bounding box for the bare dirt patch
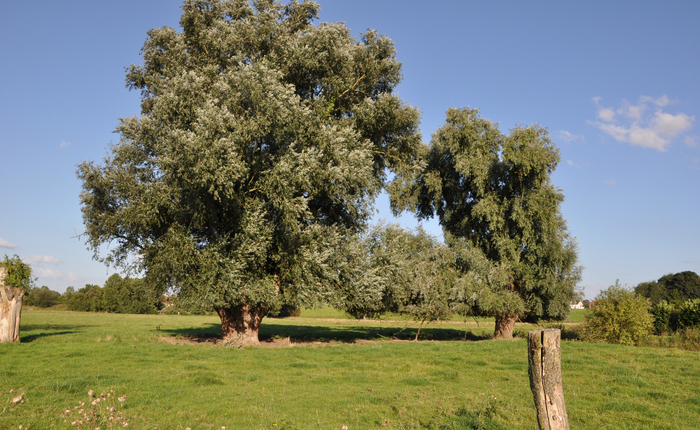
[160,335,299,348]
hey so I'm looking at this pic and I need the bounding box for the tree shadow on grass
[157,323,221,341]
[20,324,95,343]
[159,322,490,344]
[21,324,95,332]
[21,331,80,342]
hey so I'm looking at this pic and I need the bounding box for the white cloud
[597,108,616,122]
[34,267,82,283]
[604,179,616,185]
[557,130,584,143]
[24,255,62,265]
[593,122,629,142]
[590,95,695,151]
[627,124,668,149]
[0,238,19,249]
[682,260,699,265]
[566,160,574,166]
[652,111,694,137]
[685,136,699,147]
[655,95,672,107]
[60,140,71,149]
[617,99,647,121]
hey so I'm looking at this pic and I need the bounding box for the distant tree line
[25,274,162,314]
[635,271,700,334]
[634,271,700,306]
[24,286,61,308]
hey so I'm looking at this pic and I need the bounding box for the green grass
[2,310,699,429]
[563,308,589,323]
[297,307,496,323]
[298,306,588,324]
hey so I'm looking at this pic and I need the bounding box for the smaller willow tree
[0,255,34,343]
[78,0,422,345]
[332,224,457,337]
[400,108,581,339]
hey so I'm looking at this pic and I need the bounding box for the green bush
[1,254,34,291]
[678,299,700,329]
[583,281,654,346]
[651,300,677,335]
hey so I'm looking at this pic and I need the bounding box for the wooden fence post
[528,329,569,430]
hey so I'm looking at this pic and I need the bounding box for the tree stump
[528,329,569,430]
[0,267,24,343]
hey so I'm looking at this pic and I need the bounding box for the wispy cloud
[685,136,699,147]
[682,260,699,265]
[24,255,62,265]
[59,140,71,149]
[34,267,82,283]
[557,130,585,143]
[589,95,695,151]
[604,179,616,186]
[0,238,19,249]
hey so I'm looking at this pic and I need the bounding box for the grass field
[1,310,698,429]
[298,307,590,324]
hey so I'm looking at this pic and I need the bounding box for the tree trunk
[216,301,266,346]
[0,267,23,343]
[493,313,518,340]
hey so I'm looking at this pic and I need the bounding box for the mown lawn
[1,310,698,429]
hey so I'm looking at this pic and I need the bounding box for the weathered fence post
[528,329,569,430]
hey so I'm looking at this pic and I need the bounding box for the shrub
[582,281,654,346]
[678,299,700,329]
[651,300,677,335]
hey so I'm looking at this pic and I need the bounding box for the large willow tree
[78,0,422,344]
[402,108,581,339]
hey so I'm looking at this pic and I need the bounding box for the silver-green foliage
[401,108,581,322]
[335,223,457,322]
[583,281,654,346]
[77,0,422,315]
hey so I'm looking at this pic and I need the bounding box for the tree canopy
[334,224,458,328]
[398,107,582,339]
[78,0,422,344]
[635,271,700,306]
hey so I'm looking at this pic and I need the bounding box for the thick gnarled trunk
[0,268,23,343]
[216,301,266,346]
[493,313,518,340]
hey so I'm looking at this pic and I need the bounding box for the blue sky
[1,1,698,300]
